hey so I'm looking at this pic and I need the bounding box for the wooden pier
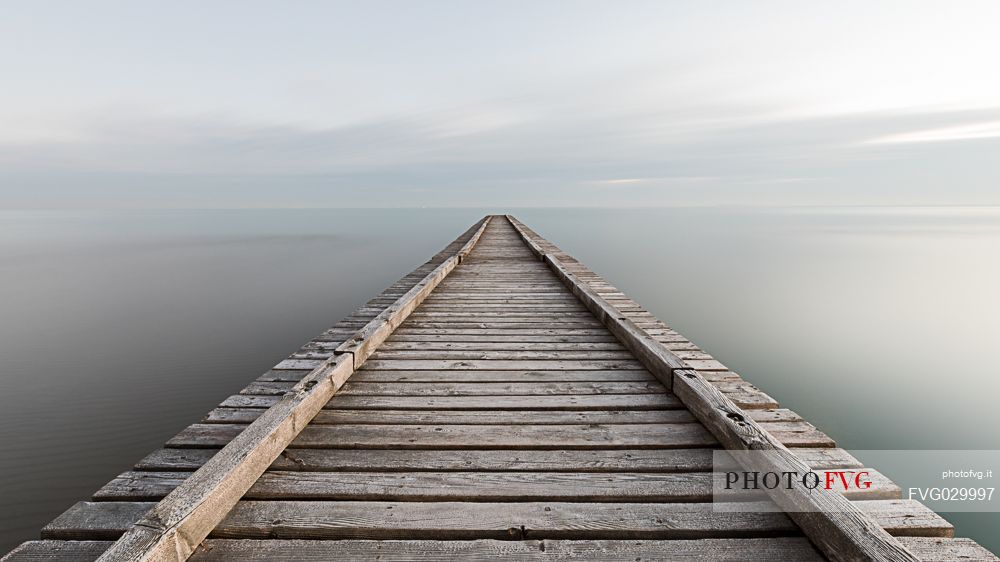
[4,216,996,561]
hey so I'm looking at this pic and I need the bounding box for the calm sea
[1,207,998,554]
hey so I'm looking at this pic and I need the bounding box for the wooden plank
[43,500,950,541]
[505,215,921,562]
[188,538,824,561]
[419,301,585,306]
[204,408,695,425]
[351,370,656,383]
[41,502,153,540]
[418,294,586,299]
[748,408,804,422]
[166,423,718,449]
[177,418,832,449]
[442,273,558,276]
[220,393,685,410]
[96,217,494,562]
[202,406,804,425]
[418,293,588,298]
[368,350,635,360]
[8,538,998,562]
[397,314,608,323]
[375,341,627,350]
[390,328,616,336]
[419,299,586,303]
[396,322,607,329]
[339,381,666,396]
[423,288,570,293]
[359,360,645,370]
[387,333,622,342]
[137,447,864,473]
[256,368,657,383]
[244,381,667,396]
[405,313,599,320]
[716,382,781,410]
[753,421,832,446]
[194,538,1000,562]
[4,537,1000,562]
[136,449,222,471]
[94,469,900,502]
[2,541,113,561]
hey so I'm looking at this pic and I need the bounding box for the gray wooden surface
[8,538,1000,562]
[6,216,995,562]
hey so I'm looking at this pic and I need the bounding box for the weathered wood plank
[243,381,667,397]
[258,368,657,383]
[189,538,824,561]
[715,382,781,410]
[368,350,635,360]
[359,360,646,371]
[205,408,695,425]
[387,334,623,342]
[9,538,997,562]
[94,469,900,502]
[1,541,113,561]
[195,538,1000,562]
[419,302,586,308]
[396,322,608,329]
[351,369,656,383]
[137,447,864,473]
[393,324,618,334]
[419,293,591,298]
[375,341,627,350]
[405,314,599,321]
[221,393,685,410]
[43,499,950,541]
[174,418,832,449]
[202,406,804,425]
[166,423,718,449]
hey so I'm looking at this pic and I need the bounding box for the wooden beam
[93,468,901,503]
[135,446,864,473]
[96,217,492,562]
[41,500,952,542]
[505,215,919,562]
[9,537,999,562]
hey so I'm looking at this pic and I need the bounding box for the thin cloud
[864,120,1000,145]
[599,178,646,185]
[4,103,1000,208]
[592,177,719,186]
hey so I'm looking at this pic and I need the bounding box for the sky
[2,0,1000,209]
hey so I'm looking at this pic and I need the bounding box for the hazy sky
[2,1,1000,208]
